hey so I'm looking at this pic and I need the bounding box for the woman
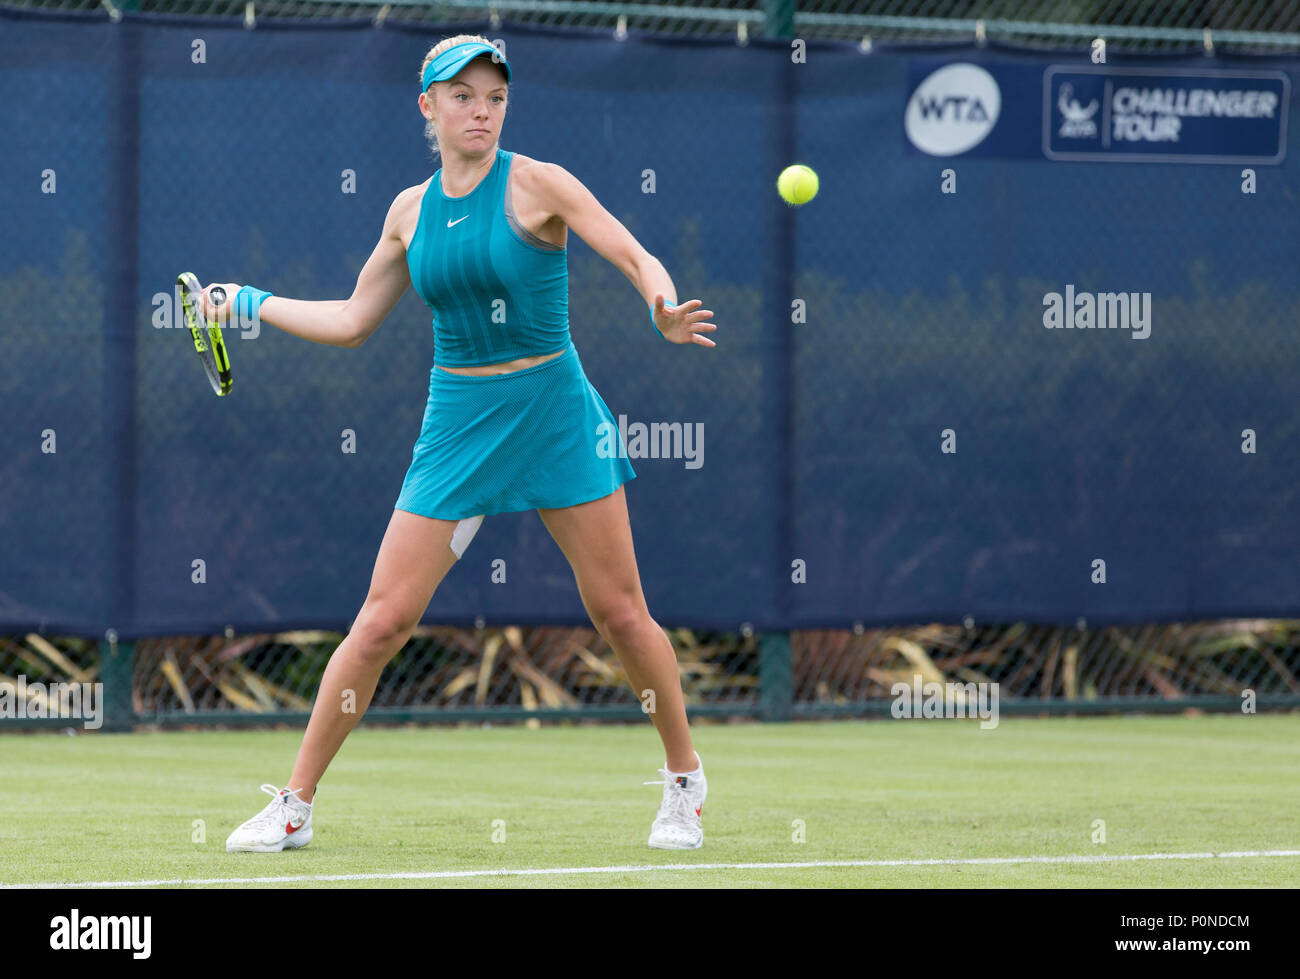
[213,35,719,853]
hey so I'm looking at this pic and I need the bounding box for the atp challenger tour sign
[904,59,1289,164]
[1044,67,1288,163]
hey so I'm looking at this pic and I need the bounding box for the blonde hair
[419,34,508,161]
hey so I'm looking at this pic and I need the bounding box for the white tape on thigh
[449,514,484,558]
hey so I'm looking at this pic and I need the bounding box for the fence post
[760,631,793,721]
[763,0,795,38]
[105,15,140,699]
[761,4,797,708]
[99,636,135,732]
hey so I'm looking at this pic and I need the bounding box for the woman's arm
[534,163,717,346]
[202,188,415,349]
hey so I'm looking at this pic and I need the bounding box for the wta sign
[1044,66,1289,164]
[904,63,1002,156]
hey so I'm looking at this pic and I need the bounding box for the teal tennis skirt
[395,340,636,521]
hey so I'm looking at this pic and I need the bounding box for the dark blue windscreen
[792,46,1300,627]
[0,12,1296,635]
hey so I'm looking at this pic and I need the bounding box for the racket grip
[209,286,227,307]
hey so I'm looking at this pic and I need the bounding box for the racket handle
[209,286,227,307]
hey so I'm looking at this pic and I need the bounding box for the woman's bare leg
[287,509,466,802]
[538,486,697,773]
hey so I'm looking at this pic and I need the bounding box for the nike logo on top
[447,215,469,228]
[286,819,305,834]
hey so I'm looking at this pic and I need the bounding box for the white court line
[4,849,1300,888]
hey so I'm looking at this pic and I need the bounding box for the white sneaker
[226,784,314,853]
[645,756,707,849]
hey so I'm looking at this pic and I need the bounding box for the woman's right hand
[201,282,240,324]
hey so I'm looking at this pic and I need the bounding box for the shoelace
[643,768,697,826]
[243,783,307,831]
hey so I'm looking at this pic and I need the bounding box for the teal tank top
[406,147,570,367]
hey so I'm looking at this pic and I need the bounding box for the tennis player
[215,36,718,853]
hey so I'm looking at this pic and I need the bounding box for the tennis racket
[177,272,232,397]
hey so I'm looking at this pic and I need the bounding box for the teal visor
[422,42,512,92]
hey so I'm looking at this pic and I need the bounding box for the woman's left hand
[652,295,718,347]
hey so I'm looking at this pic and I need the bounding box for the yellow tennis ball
[777,164,819,205]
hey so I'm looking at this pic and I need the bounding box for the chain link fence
[4,1,1300,728]
[3,0,1300,52]
[128,627,761,719]
[3,624,1297,728]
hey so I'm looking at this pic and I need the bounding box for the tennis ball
[777,164,819,205]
